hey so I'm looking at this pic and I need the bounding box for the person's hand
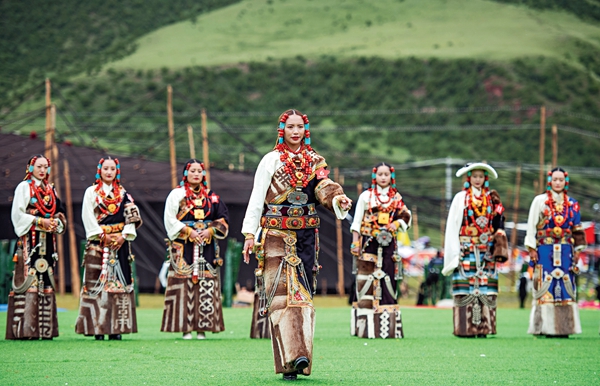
[528,248,538,264]
[351,242,360,256]
[197,229,211,244]
[338,195,352,210]
[243,238,255,264]
[387,222,398,233]
[109,235,125,251]
[42,218,57,232]
[189,229,200,243]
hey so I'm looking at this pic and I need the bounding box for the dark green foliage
[491,0,600,23]
[0,0,241,105]
[34,56,600,173]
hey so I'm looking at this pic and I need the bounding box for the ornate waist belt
[537,236,571,245]
[261,215,320,230]
[100,222,124,234]
[459,236,490,248]
[264,203,316,217]
[182,220,211,230]
[359,226,395,239]
[537,227,572,238]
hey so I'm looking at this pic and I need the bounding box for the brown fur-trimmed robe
[251,150,346,375]
[161,189,229,334]
[250,293,271,339]
[75,187,142,337]
[6,185,65,340]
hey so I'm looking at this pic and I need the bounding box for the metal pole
[445,157,452,211]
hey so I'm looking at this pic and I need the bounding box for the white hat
[456,163,498,179]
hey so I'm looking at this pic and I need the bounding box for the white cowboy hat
[456,162,498,179]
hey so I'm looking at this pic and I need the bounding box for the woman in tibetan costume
[242,109,352,381]
[76,157,142,340]
[6,155,66,340]
[350,162,411,339]
[525,167,585,337]
[443,163,508,338]
[162,159,229,340]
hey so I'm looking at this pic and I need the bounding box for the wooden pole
[412,205,419,241]
[334,167,345,296]
[509,165,522,289]
[44,78,52,160]
[538,106,546,194]
[552,124,558,168]
[201,108,211,189]
[356,182,362,198]
[238,152,245,171]
[167,85,177,189]
[63,159,81,296]
[187,125,196,159]
[51,109,65,295]
[49,104,57,185]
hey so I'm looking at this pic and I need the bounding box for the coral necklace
[95,182,122,216]
[29,180,56,218]
[467,187,491,233]
[546,190,569,227]
[280,144,312,189]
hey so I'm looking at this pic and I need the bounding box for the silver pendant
[475,216,488,229]
[287,191,308,205]
[376,230,393,247]
[479,233,489,244]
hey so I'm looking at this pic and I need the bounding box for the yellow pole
[201,108,211,189]
[167,85,176,189]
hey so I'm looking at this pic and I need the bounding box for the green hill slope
[108,0,600,70]
[0,0,240,104]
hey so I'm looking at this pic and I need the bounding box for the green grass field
[108,0,600,70]
[1,296,598,385]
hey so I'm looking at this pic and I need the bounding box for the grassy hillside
[0,0,240,105]
[107,0,600,70]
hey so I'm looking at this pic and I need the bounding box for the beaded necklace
[29,180,56,218]
[279,144,312,189]
[95,182,123,217]
[545,190,569,227]
[466,187,492,234]
[94,158,123,217]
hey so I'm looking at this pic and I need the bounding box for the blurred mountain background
[2,0,600,245]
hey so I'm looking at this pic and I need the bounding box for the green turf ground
[1,301,598,385]
[108,0,600,70]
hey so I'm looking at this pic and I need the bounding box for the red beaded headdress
[96,157,121,186]
[24,154,51,183]
[547,167,569,191]
[275,109,312,152]
[180,159,206,188]
[371,163,397,196]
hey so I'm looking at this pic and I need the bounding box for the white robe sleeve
[164,188,187,241]
[442,191,466,276]
[241,152,277,236]
[350,190,369,233]
[11,181,36,237]
[82,186,104,239]
[398,208,412,232]
[524,194,546,250]
[331,195,350,220]
[122,223,137,241]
